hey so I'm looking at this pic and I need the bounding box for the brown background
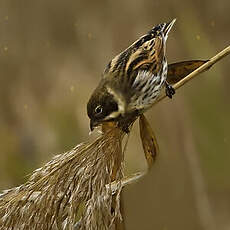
[0,0,229,229]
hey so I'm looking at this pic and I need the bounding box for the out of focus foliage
[0,0,229,229]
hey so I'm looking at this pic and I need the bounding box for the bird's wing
[104,34,164,78]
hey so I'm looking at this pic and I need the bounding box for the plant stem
[156,45,230,103]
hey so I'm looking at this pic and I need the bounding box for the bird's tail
[162,18,176,39]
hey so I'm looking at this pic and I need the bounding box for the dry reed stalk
[155,45,230,103]
[0,45,229,230]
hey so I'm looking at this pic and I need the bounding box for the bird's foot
[165,82,175,99]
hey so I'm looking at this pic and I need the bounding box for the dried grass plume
[0,126,125,230]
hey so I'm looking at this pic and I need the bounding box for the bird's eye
[95,105,103,114]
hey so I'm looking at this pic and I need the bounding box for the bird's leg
[118,110,139,133]
[165,81,175,99]
[119,118,133,133]
[121,124,130,134]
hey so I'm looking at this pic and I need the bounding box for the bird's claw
[165,83,175,99]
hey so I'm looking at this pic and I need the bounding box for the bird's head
[87,82,124,131]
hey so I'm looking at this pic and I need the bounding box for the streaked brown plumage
[87,19,176,131]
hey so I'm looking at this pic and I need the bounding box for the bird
[87,19,176,132]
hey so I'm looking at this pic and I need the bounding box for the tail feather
[162,18,176,38]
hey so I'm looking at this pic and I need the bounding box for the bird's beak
[90,120,99,131]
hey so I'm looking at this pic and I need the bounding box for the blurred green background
[0,0,229,229]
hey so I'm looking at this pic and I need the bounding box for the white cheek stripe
[105,86,126,120]
[105,111,121,120]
